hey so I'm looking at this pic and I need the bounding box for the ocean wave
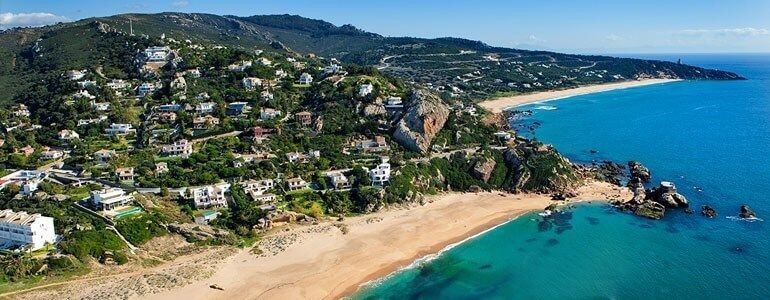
[726,216,764,222]
[534,105,558,110]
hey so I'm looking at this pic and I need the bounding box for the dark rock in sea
[546,238,559,247]
[525,237,538,243]
[684,208,694,214]
[594,160,625,186]
[585,217,600,225]
[554,225,573,234]
[478,264,492,270]
[537,220,553,232]
[633,200,666,220]
[701,205,717,218]
[590,149,599,154]
[739,205,756,219]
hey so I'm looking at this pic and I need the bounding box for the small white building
[242,77,263,90]
[106,79,129,90]
[358,83,374,97]
[77,80,97,89]
[285,177,308,191]
[89,188,134,211]
[39,147,64,160]
[93,149,116,164]
[384,96,404,108]
[187,68,201,78]
[0,170,46,196]
[66,69,87,80]
[155,162,169,175]
[190,183,231,209]
[323,64,342,74]
[12,104,30,118]
[243,179,274,196]
[0,210,56,251]
[370,157,391,186]
[115,167,135,182]
[195,102,216,114]
[58,129,80,141]
[228,60,252,72]
[161,139,193,157]
[260,108,282,121]
[298,73,313,85]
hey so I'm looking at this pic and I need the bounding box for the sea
[352,54,770,299]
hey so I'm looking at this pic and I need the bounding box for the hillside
[0,12,743,103]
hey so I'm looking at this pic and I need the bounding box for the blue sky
[2,0,769,54]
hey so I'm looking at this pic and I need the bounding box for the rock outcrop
[701,205,717,218]
[647,181,689,208]
[627,160,651,186]
[739,205,756,219]
[393,89,450,153]
[472,157,496,183]
[616,180,689,220]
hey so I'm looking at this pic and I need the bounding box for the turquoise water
[354,54,770,299]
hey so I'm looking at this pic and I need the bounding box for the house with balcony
[285,177,308,191]
[190,183,231,209]
[161,139,193,157]
[0,210,56,251]
[105,123,136,136]
[370,157,391,186]
[89,188,134,211]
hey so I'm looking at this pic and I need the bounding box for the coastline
[478,79,681,113]
[142,181,629,300]
[12,181,631,300]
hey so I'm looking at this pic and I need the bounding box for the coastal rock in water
[393,89,450,153]
[648,181,689,208]
[701,205,718,218]
[595,160,625,186]
[739,205,756,219]
[633,201,666,220]
[627,160,651,185]
[472,157,497,183]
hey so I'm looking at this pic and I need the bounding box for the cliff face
[393,89,450,154]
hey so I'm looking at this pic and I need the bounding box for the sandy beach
[12,181,630,300]
[142,181,628,300]
[478,79,681,113]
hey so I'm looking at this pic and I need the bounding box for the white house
[0,210,56,251]
[260,108,282,121]
[358,84,374,97]
[66,69,87,80]
[105,123,136,136]
[155,162,169,175]
[0,170,47,196]
[190,183,230,209]
[323,64,342,74]
[137,82,157,97]
[161,139,193,157]
[39,147,63,160]
[187,68,201,78]
[228,60,252,72]
[89,188,134,211]
[298,73,313,85]
[115,167,135,182]
[93,149,116,164]
[370,157,391,186]
[77,80,97,89]
[385,96,404,108]
[195,101,216,114]
[261,90,274,100]
[142,46,171,63]
[285,177,308,191]
[106,79,129,90]
[327,172,351,190]
[12,104,30,117]
[242,77,263,90]
[243,179,274,196]
[58,129,80,141]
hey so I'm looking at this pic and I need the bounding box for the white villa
[327,172,351,190]
[385,96,404,108]
[193,115,220,129]
[105,123,136,136]
[137,82,157,97]
[66,69,87,80]
[260,108,282,121]
[12,104,30,117]
[228,60,252,72]
[190,183,231,209]
[285,177,308,191]
[0,210,56,251]
[298,73,313,85]
[89,188,134,211]
[107,79,129,90]
[161,139,193,157]
[39,147,63,160]
[358,83,374,97]
[0,170,47,196]
[242,77,263,90]
[323,64,342,74]
[195,102,216,114]
[370,157,391,186]
[58,129,80,141]
[115,167,135,182]
[243,179,275,196]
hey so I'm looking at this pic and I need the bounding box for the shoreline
[478,79,681,113]
[149,181,630,300]
[14,182,631,300]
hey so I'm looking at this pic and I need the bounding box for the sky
[1,0,769,54]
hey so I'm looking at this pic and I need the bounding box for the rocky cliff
[393,89,450,153]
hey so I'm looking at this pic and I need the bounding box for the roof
[0,209,45,226]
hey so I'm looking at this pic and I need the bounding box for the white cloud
[0,12,69,29]
[676,27,769,37]
[172,0,189,8]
